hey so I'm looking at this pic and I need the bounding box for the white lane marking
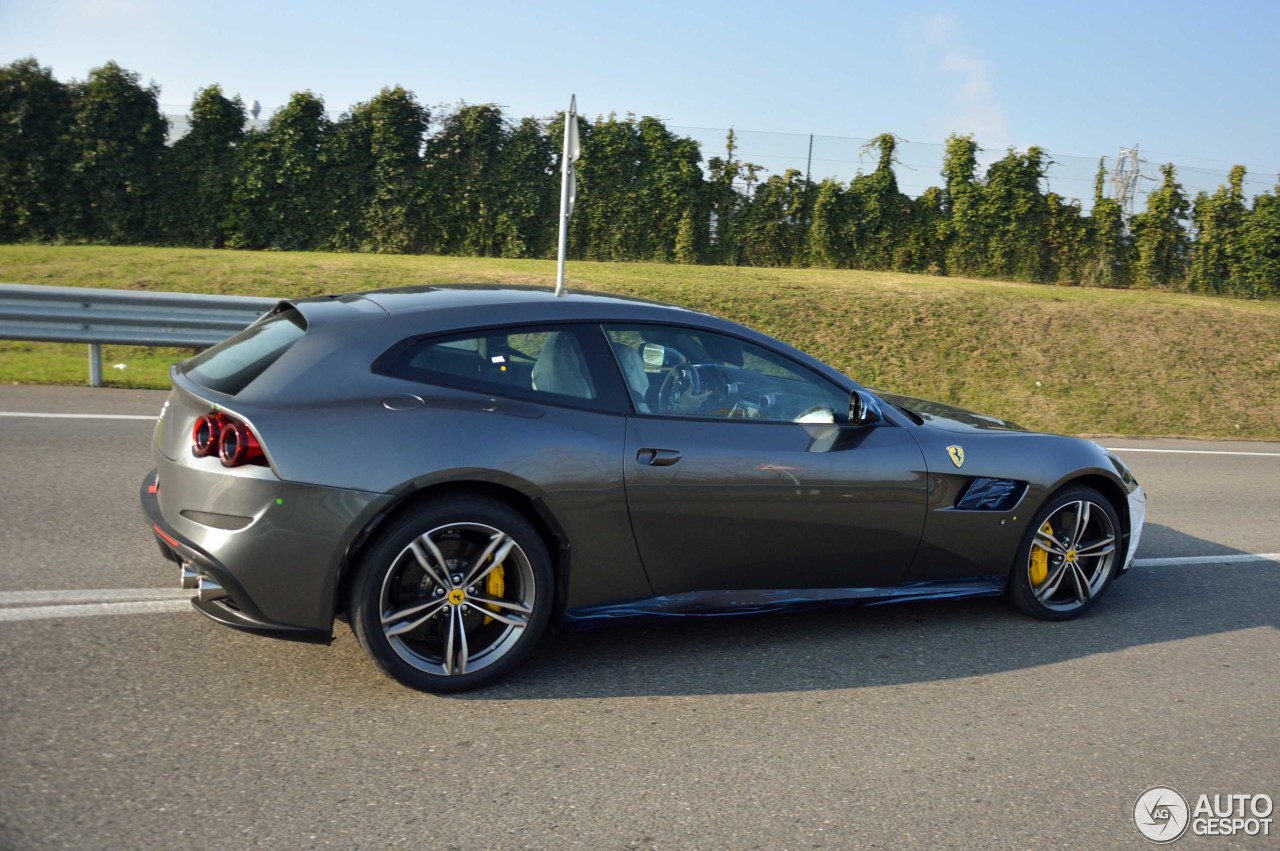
[0,588,189,605]
[0,599,190,623]
[0,411,155,421]
[1134,553,1280,567]
[1108,447,1280,457]
[1,552,1278,623]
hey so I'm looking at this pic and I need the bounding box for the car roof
[287,283,744,342]
[303,284,690,318]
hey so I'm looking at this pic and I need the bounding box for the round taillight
[192,414,221,457]
[218,422,248,467]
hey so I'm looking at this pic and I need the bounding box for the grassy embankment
[1,244,1278,439]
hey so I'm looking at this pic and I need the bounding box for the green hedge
[1,57,1277,297]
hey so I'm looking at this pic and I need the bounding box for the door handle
[637,448,682,467]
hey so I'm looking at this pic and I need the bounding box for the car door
[604,324,929,596]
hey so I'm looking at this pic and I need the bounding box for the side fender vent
[955,477,1026,511]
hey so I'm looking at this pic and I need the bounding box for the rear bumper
[141,459,389,637]
[142,472,330,640]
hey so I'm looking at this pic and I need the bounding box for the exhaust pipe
[197,575,228,603]
[180,564,199,590]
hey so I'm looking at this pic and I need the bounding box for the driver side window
[602,325,849,423]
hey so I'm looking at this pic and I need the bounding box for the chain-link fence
[669,125,1279,214]
[160,105,1277,215]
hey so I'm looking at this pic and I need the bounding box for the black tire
[348,495,553,692]
[1007,485,1121,621]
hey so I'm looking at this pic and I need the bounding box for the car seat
[531,332,595,399]
[611,343,651,413]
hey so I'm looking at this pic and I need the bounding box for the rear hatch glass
[181,307,306,396]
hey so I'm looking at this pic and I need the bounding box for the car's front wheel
[1007,485,1121,620]
[348,495,552,692]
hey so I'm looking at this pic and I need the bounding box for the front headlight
[1104,451,1137,488]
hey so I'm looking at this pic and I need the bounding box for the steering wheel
[659,364,731,415]
[658,363,695,414]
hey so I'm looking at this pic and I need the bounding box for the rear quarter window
[374,324,631,413]
[181,307,306,395]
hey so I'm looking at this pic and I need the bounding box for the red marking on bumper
[152,525,181,550]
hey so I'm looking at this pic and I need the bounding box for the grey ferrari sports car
[141,285,1146,692]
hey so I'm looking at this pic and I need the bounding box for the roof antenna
[554,95,580,297]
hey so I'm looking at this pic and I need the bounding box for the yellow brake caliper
[1030,521,1053,586]
[484,564,505,625]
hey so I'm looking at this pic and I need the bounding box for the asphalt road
[1,385,1276,850]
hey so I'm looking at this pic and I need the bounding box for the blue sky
[3,0,1278,199]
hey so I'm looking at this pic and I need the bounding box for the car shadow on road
[458,524,1279,700]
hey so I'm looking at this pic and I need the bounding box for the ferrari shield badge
[947,445,965,468]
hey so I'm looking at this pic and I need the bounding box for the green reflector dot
[275,498,283,505]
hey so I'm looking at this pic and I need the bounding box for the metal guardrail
[0,283,278,386]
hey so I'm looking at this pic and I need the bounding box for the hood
[875,391,1027,434]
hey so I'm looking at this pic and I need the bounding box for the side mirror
[849,390,883,427]
[641,343,667,367]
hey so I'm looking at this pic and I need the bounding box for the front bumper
[141,460,388,638]
[1120,484,1147,575]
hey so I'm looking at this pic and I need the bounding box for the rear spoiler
[276,293,388,331]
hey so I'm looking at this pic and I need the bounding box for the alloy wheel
[378,522,536,677]
[1027,499,1117,613]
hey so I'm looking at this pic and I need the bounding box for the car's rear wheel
[1007,485,1120,620]
[348,495,552,692]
